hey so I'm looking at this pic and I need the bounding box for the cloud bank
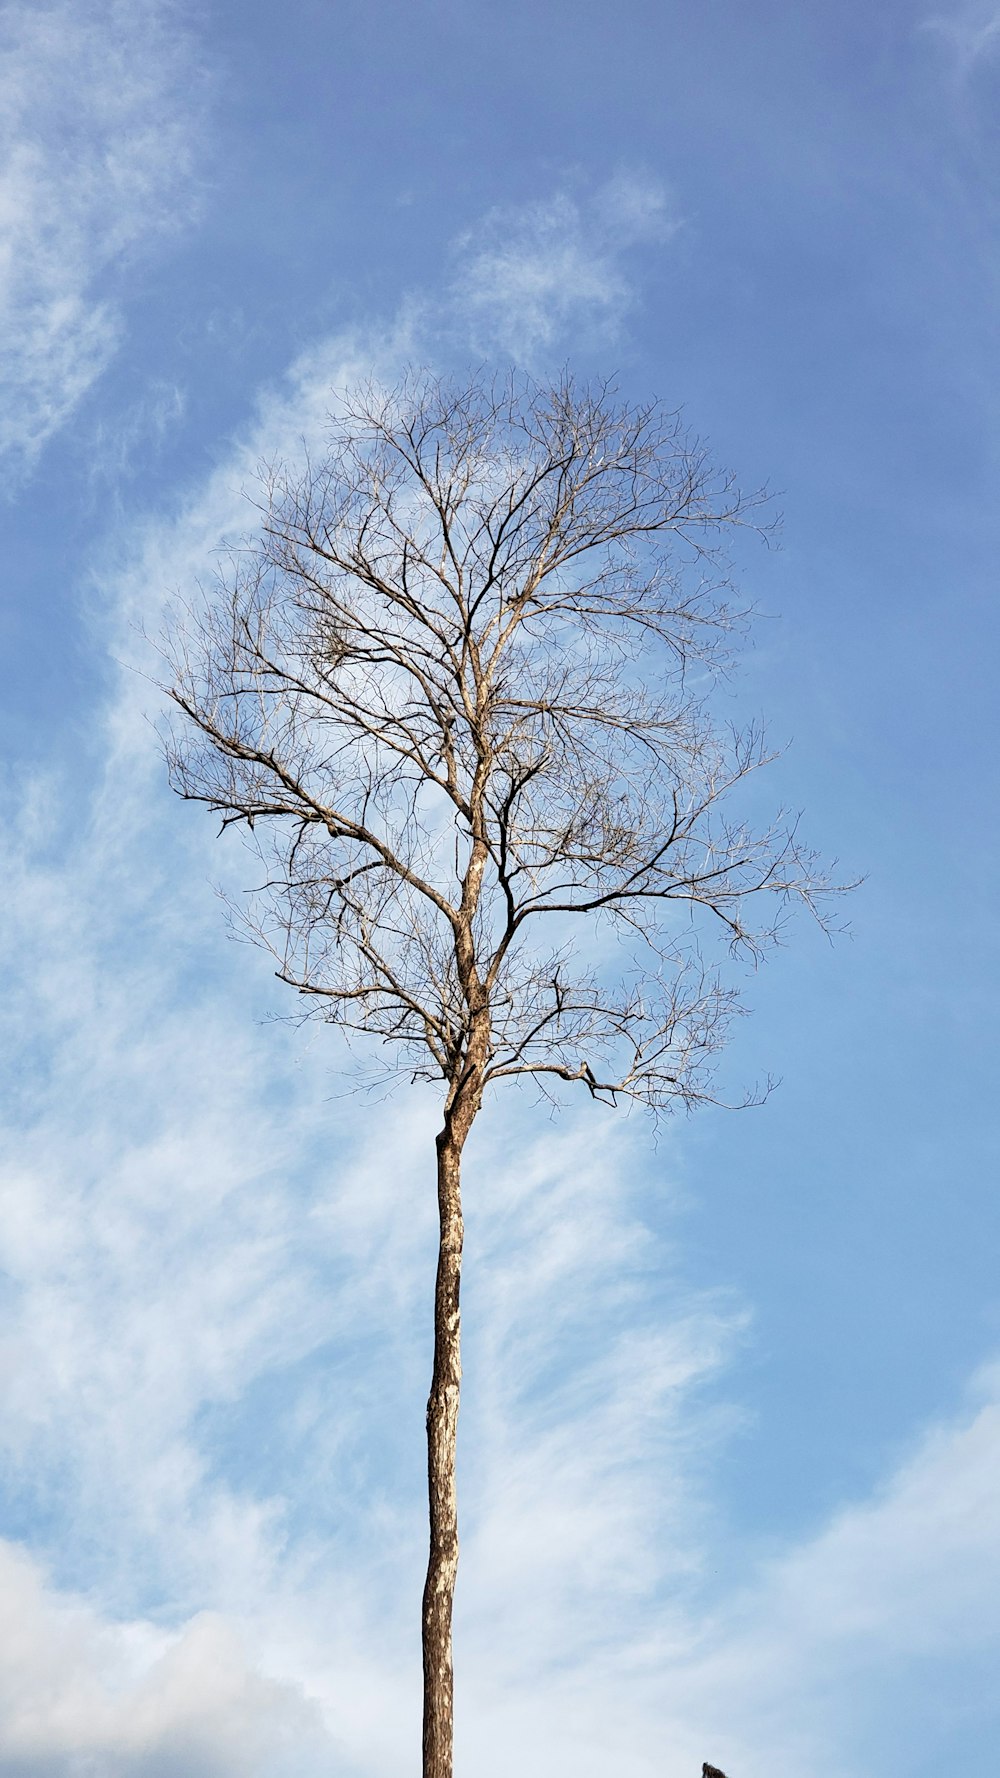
[0,1543,330,1778]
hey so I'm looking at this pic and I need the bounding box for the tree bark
[422,1122,465,1778]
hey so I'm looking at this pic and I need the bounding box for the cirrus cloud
[0,0,205,475]
[447,171,677,362]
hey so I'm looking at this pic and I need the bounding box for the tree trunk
[422,1123,465,1778]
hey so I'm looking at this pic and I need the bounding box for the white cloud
[660,1366,1000,1778]
[457,1121,742,1667]
[0,0,204,473]
[447,172,677,362]
[0,1542,331,1777]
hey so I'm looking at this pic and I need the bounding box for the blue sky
[1,0,999,1772]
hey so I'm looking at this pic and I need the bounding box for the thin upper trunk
[423,801,489,1778]
[422,1120,466,1778]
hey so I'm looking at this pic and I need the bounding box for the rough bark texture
[422,1124,465,1778]
[422,995,486,1777]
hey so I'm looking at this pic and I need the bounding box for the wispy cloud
[85,379,187,493]
[920,6,1000,76]
[0,0,204,475]
[664,1365,1000,1778]
[447,172,677,363]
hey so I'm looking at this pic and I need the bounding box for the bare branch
[160,367,843,1116]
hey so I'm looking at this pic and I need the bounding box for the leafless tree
[160,370,835,1778]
